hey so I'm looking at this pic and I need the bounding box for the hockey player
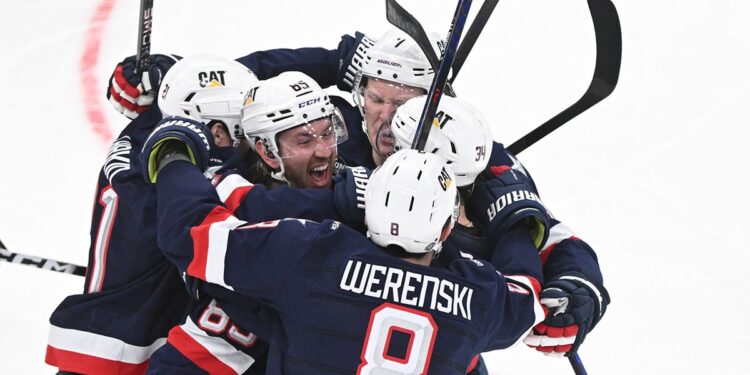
[45,55,264,375]
[389,95,610,357]
[142,129,548,373]
[106,27,609,359]
[237,71,349,189]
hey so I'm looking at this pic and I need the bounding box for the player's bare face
[277,117,338,189]
[363,78,425,165]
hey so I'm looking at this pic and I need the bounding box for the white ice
[1,0,748,373]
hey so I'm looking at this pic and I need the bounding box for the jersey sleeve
[466,226,546,351]
[155,161,326,301]
[211,171,343,224]
[488,142,606,286]
[235,32,374,92]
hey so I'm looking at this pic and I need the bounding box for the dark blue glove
[140,117,228,183]
[107,54,181,119]
[466,168,550,250]
[332,166,371,227]
[524,272,610,357]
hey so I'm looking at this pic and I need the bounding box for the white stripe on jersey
[47,324,165,364]
[541,222,576,252]
[205,216,246,290]
[215,174,254,203]
[180,316,255,374]
[505,275,546,346]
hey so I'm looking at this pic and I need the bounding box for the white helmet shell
[391,95,494,187]
[358,28,444,91]
[366,149,459,255]
[241,71,345,158]
[158,55,259,141]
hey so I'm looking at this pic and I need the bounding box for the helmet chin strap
[270,156,289,185]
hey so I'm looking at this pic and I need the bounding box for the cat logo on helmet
[438,167,452,191]
[435,110,454,129]
[244,86,259,106]
[198,70,227,88]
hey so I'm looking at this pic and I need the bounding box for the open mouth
[376,123,395,155]
[308,163,331,188]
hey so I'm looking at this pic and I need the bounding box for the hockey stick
[449,0,499,84]
[410,0,472,150]
[570,352,587,375]
[507,0,622,155]
[385,0,473,150]
[135,0,154,75]
[385,0,440,71]
[0,239,87,277]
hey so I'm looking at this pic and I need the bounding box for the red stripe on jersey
[490,165,512,177]
[45,345,148,375]
[167,326,237,375]
[539,235,580,265]
[223,185,254,214]
[188,206,234,281]
[466,354,480,373]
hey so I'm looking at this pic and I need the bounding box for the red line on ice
[81,0,117,146]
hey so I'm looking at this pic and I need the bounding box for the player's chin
[306,163,333,189]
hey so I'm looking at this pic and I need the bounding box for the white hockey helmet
[158,55,259,142]
[354,28,443,93]
[351,28,445,151]
[241,71,348,180]
[366,149,459,255]
[390,95,494,187]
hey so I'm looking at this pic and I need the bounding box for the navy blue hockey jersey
[152,161,546,374]
[45,110,348,374]
[45,109,196,374]
[236,32,607,290]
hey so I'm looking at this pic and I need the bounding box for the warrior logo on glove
[487,189,543,221]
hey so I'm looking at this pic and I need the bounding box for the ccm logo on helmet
[438,167,452,191]
[299,97,321,108]
[198,70,227,87]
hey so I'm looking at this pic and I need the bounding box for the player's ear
[255,139,280,169]
[439,218,452,242]
[210,122,232,147]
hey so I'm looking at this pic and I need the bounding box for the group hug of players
[44,28,610,374]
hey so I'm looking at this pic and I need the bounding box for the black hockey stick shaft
[385,0,441,70]
[135,0,154,75]
[411,0,472,150]
[507,0,622,155]
[570,353,588,375]
[386,0,473,150]
[385,0,458,97]
[449,0,499,84]
[0,239,86,277]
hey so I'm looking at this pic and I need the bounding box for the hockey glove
[524,273,610,357]
[141,117,229,183]
[466,169,550,249]
[107,54,181,119]
[332,166,371,226]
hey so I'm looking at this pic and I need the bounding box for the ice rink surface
[1,0,748,373]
